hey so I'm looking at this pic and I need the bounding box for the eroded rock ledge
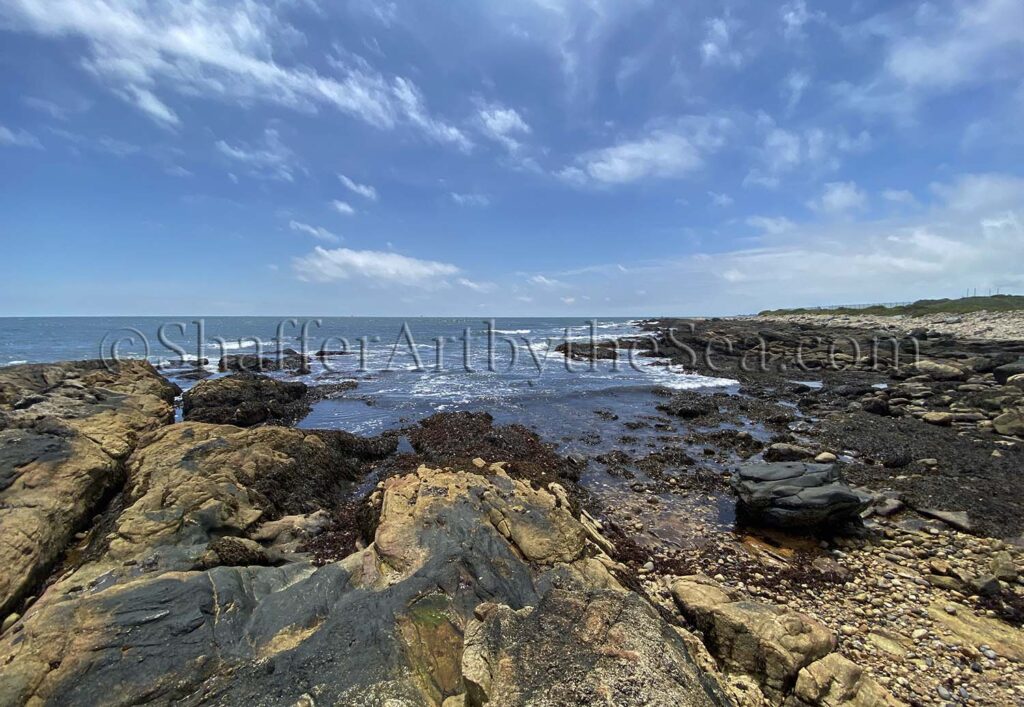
[0,360,178,618]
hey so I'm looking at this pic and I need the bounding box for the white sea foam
[494,329,531,335]
[4,360,27,366]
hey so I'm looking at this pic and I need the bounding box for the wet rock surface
[0,360,178,618]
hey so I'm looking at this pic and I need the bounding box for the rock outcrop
[182,373,310,427]
[731,462,871,528]
[0,360,178,618]
[672,575,901,706]
[0,448,727,706]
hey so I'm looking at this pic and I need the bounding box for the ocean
[0,317,736,438]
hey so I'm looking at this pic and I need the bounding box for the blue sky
[1,0,1022,316]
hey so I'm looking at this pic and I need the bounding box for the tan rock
[789,653,904,706]
[0,360,176,616]
[672,576,835,698]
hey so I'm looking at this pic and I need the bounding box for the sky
[0,0,1022,316]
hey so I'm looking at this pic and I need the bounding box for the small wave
[4,360,27,366]
[493,329,531,335]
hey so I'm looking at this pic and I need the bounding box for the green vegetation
[760,294,1024,317]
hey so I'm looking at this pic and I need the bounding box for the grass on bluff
[760,294,1024,317]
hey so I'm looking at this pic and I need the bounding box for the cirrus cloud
[293,246,460,286]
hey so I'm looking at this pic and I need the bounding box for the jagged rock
[786,653,902,706]
[671,575,836,700]
[731,462,871,528]
[0,462,723,706]
[182,372,310,427]
[0,360,177,617]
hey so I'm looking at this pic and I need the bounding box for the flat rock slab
[732,462,871,529]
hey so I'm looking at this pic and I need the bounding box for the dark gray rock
[731,462,871,528]
[994,361,1024,384]
[182,373,310,427]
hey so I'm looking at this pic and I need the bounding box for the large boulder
[787,653,902,707]
[671,575,836,700]
[182,373,310,427]
[218,349,310,374]
[0,360,177,617]
[994,361,1024,385]
[0,458,727,706]
[731,462,871,528]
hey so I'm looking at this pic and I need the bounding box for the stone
[1,613,18,634]
[993,410,1024,436]
[764,443,814,462]
[789,653,902,706]
[990,551,1018,582]
[919,508,973,533]
[922,411,954,426]
[731,462,872,528]
[1006,373,1024,390]
[860,397,890,416]
[182,373,310,427]
[218,349,310,374]
[908,360,969,382]
[671,575,835,700]
[993,361,1024,385]
[814,452,838,464]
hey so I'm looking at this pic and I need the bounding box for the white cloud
[331,200,356,216]
[701,16,743,68]
[560,118,730,186]
[164,165,192,177]
[560,296,576,305]
[931,173,1024,214]
[289,221,340,244]
[746,216,795,234]
[708,191,734,207]
[784,71,810,112]
[451,192,490,207]
[216,129,296,181]
[293,246,459,285]
[338,174,378,201]
[882,189,917,205]
[457,277,496,293]
[0,124,42,148]
[780,1,820,41]
[841,0,1024,119]
[0,0,466,144]
[809,181,868,215]
[478,104,531,152]
[884,0,1024,91]
[746,120,870,188]
[529,274,566,288]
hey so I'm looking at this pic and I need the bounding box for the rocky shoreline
[1,313,1023,706]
